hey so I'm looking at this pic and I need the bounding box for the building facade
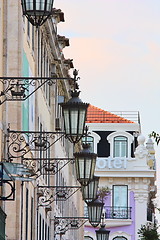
[84,105,156,240]
[0,1,84,240]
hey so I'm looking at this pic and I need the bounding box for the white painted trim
[90,131,101,153]
[109,231,131,240]
[107,132,134,158]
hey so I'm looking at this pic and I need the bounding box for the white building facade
[84,105,156,240]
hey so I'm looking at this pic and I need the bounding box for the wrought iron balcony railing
[104,206,132,219]
[84,206,132,220]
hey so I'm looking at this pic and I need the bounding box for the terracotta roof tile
[86,105,134,123]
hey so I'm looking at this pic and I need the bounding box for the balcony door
[113,185,128,218]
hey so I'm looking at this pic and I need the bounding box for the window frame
[113,136,128,158]
[107,132,134,158]
[112,185,128,208]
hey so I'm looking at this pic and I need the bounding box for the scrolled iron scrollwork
[54,217,88,235]
[37,186,81,206]
[7,130,63,161]
[0,76,74,104]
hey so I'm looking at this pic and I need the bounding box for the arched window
[114,136,128,157]
[84,236,94,240]
[113,237,127,240]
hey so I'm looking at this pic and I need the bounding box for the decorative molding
[107,131,134,158]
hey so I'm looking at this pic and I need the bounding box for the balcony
[104,206,132,219]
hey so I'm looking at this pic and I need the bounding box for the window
[25,188,29,240]
[114,136,128,157]
[113,185,128,207]
[31,197,33,240]
[113,237,127,240]
[82,136,94,152]
[112,185,128,219]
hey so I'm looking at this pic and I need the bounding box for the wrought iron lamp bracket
[7,129,65,161]
[22,157,75,176]
[0,71,80,104]
[53,216,88,235]
[0,76,74,104]
[37,185,81,206]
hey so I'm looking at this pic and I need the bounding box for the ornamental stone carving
[134,135,148,159]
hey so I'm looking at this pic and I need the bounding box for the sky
[54,0,160,140]
[54,0,160,213]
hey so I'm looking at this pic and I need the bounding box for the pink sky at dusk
[54,0,160,139]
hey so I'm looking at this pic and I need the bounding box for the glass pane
[71,109,78,134]
[114,136,128,157]
[82,136,94,152]
[26,0,33,10]
[63,110,70,134]
[84,159,92,178]
[113,186,127,207]
[78,109,86,134]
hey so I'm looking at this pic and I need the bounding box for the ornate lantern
[74,144,97,186]
[87,199,104,227]
[21,0,54,27]
[61,92,89,144]
[81,176,99,202]
[96,225,110,240]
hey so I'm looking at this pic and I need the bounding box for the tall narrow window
[114,136,128,157]
[42,219,44,240]
[27,20,30,39]
[31,197,33,240]
[48,226,50,240]
[25,188,29,240]
[39,214,42,240]
[113,185,128,219]
[113,185,128,207]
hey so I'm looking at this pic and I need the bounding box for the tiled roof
[86,105,134,123]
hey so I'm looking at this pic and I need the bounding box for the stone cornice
[95,169,156,178]
[52,8,65,22]
[57,35,69,47]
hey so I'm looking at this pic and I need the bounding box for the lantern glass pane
[78,109,86,134]
[36,0,41,11]
[82,177,99,202]
[63,109,70,134]
[22,0,53,13]
[85,158,92,178]
[26,0,33,10]
[90,158,96,176]
[88,204,103,227]
[75,158,92,180]
[71,109,78,134]
[96,232,109,240]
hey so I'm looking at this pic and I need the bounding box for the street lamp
[95,213,110,240]
[74,144,97,186]
[61,92,89,144]
[87,199,104,228]
[81,176,99,202]
[96,225,110,240]
[21,0,54,27]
